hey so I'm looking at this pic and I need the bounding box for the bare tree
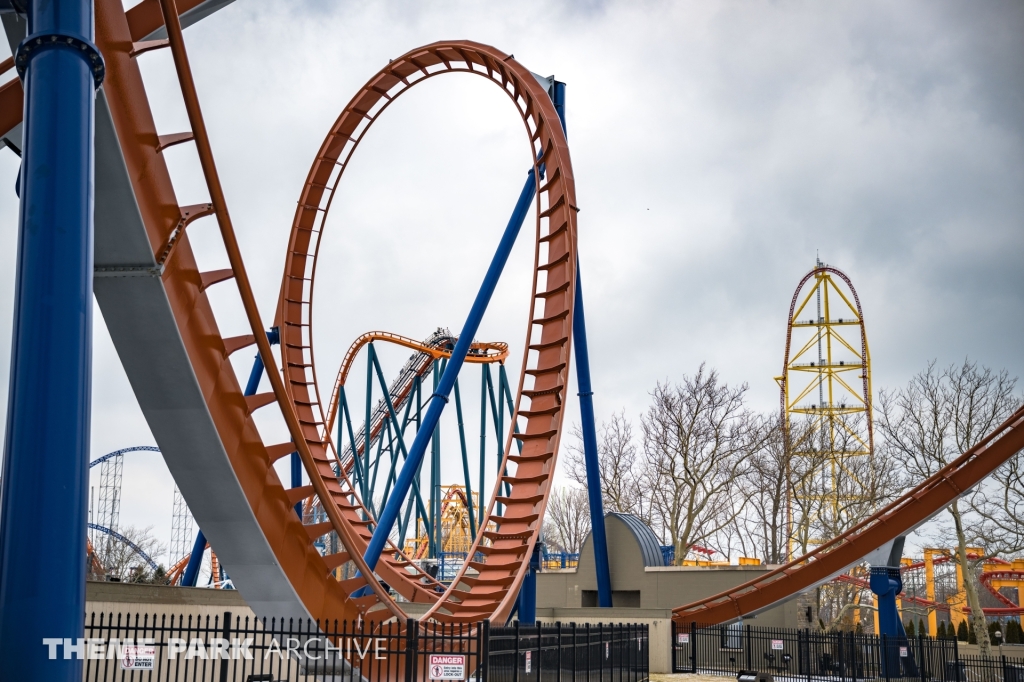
[973,450,1024,555]
[94,525,167,583]
[810,412,906,544]
[877,360,1019,655]
[543,487,592,554]
[640,365,760,563]
[565,411,652,524]
[740,414,792,564]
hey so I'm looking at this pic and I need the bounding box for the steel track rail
[327,331,508,471]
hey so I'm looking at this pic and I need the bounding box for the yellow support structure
[781,260,874,557]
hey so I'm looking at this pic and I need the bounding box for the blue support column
[548,77,613,607]
[519,542,543,625]
[871,536,916,677]
[573,268,612,607]
[0,0,101,678]
[181,530,206,587]
[362,167,538,572]
[243,329,299,517]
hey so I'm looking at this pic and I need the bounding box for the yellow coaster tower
[779,260,874,557]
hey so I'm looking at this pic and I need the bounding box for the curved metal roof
[608,512,665,567]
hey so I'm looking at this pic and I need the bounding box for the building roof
[607,513,665,567]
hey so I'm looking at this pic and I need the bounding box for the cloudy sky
[0,0,1022,565]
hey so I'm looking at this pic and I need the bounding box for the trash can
[738,671,774,682]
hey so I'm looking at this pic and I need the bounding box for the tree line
[543,359,1023,654]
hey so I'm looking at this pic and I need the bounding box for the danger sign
[429,654,466,680]
[120,645,155,670]
[677,633,689,644]
[771,640,784,651]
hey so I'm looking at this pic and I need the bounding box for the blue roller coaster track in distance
[88,523,160,573]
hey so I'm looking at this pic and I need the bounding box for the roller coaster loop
[271,38,579,624]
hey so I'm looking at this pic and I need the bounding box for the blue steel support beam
[573,268,612,608]
[242,329,299,518]
[363,166,538,572]
[181,529,207,587]
[0,0,100,677]
[518,541,543,624]
[870,536,916,677]
[548,77,613,607]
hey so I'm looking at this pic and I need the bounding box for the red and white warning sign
[429,654,467,680]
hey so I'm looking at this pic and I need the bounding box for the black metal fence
[76,611,647,682]
[673,621,1024,682]
[488,621,649,682]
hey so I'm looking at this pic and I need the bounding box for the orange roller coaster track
[54,0,575,627]
[4,0,1019,633]
[276,36,576,624]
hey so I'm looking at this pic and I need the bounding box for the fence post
[574,623,578,682]
[537,623,543,682]
[882,633,891,682]
[586,623,591,682]
[482,618,491,682]
[1003,655,1009,682]
[953,631,961,682]
[557,622,563,682]
[835,628,844,682]
[405,618,418,682]
[919,633,927,682]
[219,611,232,682]
[691,621,697,674]
[745,624,752,671]
[803,629,810,682]
[514,620,521,682]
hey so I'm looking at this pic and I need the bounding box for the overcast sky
[0,0,1021,565]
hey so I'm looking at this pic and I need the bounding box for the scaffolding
[91,452,124,567]
[169,484,194,568]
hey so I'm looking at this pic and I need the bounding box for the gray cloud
[0,0,1020,560]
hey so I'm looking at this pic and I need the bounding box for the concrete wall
[538,514,803,628]
[86,581,255,624]
[535,607,673,674]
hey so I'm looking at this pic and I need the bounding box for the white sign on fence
[525,651,532,673]
[120,645,155,670]
[677,633,690,644]
[771,640,784,651]
[605,642,610,659]
[429,654,466,680]
[900,647,908,658]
